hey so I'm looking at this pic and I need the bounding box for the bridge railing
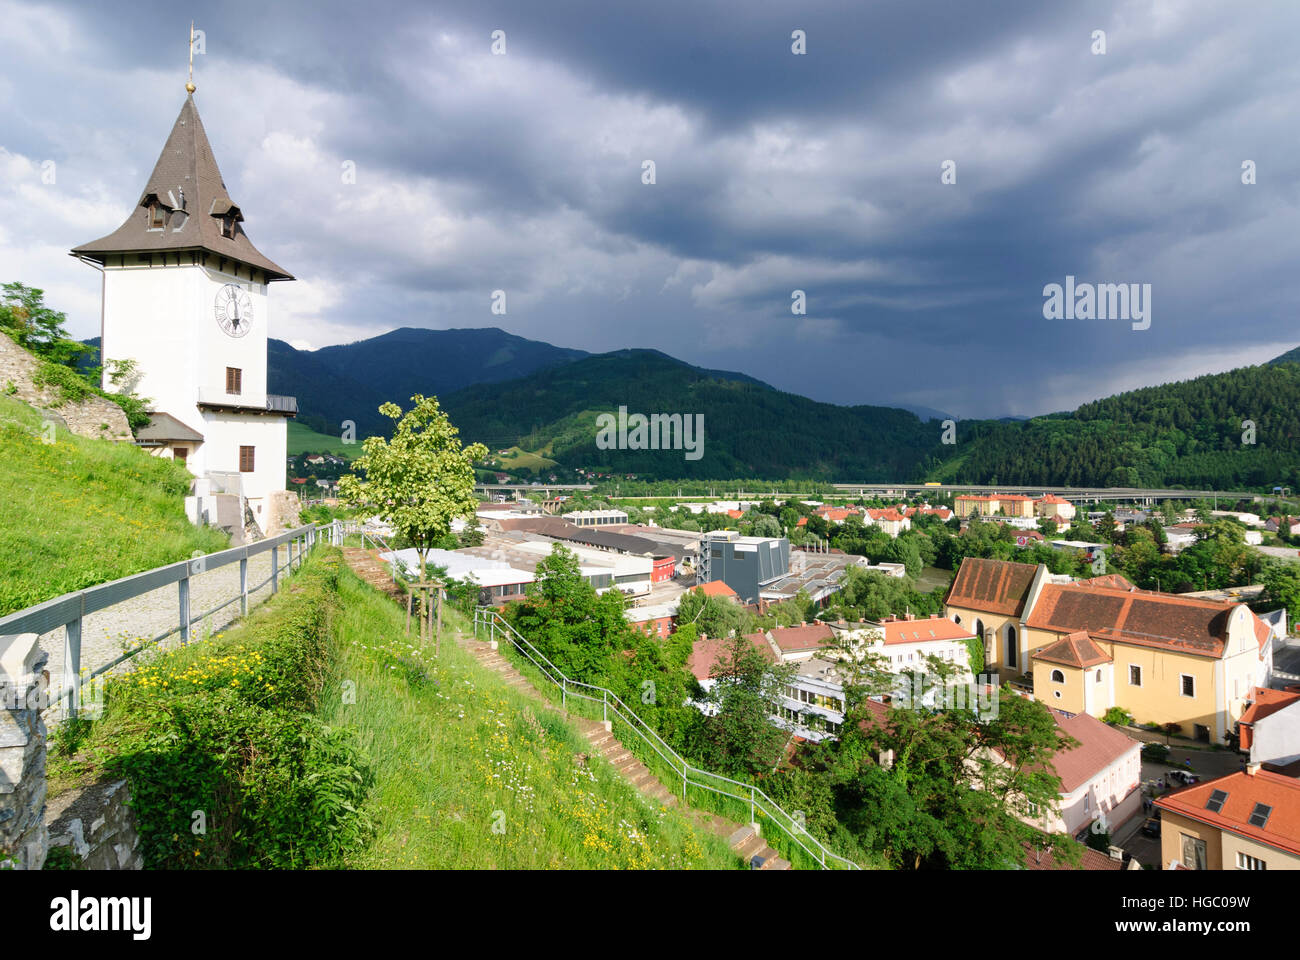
[473,606,860,870]
[0,522,338,717]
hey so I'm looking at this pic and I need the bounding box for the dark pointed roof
[71,95,292,281]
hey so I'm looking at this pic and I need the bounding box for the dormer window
[148,202,165,229]
[221,214,236,239]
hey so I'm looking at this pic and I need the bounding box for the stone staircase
[341,547,403,602]
[339,548,792,870]
[462,637,790,870]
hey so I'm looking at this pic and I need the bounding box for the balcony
[196,388,297,416]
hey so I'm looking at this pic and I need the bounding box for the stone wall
[0,633,48,870]
[0,333,131,441]
[263,489,303,536]
[47,778,143,870]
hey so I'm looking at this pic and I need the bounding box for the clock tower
[71,91,298,538]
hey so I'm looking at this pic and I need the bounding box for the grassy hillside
[322,561,740,868]
[0,395,227,616]
[51,550,739,869]
[287,419,357,456]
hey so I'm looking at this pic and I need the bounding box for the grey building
[697,531,790,604]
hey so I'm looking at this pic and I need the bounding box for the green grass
[0,395,228,616]
[490,445,558,473]
[483,622,874,870]
[287,420,358,457]
[320,562,742,869]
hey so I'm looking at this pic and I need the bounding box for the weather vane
[186,21,197,93]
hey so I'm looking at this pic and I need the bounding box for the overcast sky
[3,0,1298,418]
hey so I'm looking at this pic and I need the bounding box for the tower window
[148,202,165,229]
[239,445,255,472]
[226,367,242,395]
[221,215,236,239]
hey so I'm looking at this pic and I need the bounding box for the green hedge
[57,554,373,868]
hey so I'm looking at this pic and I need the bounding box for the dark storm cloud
[5,0,1299,418]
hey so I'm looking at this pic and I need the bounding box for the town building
[1007,708,1143,838]
[71,91,297,537]
[1035,495,1077,522]
[1155,765,1300,870]
[697,532,791,604]
[562,509,629,527]
[1237,686,1300,767]
[945,557,1277,742]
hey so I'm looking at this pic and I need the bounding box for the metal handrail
[0,522,331,716]
[474,606,860,870]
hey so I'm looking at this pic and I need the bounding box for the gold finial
[186,21,197,93]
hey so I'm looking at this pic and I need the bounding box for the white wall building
[72,92,296,537]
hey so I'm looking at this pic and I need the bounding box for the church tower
[70,85,297,538]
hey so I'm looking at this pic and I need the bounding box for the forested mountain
[933,362,1300,489]
[84,320,1300,488]
[440,349,937,480]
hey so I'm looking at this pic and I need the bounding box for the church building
[70,86,297,538]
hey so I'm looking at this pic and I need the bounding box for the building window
[221,214,236,239]
[1129,664,1142,687]
[148,203,165,229]
[173,446,187,464]
[1236,852,1266,871]
[226,367,242,395]
[1095,669,1102,684]
[239,445,255,472]
[1180,834,1207,870]
[1180,674,1196,698]
[1051,669,1065,683]
[1005,625,1017,670]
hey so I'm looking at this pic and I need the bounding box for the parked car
[1168,770,1200,786]
[1141,816,1161,838]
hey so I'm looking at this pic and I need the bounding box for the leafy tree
[0,282,91,366]
[338,395,486,581]
[697,633,794,777]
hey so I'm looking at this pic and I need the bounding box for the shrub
[1103,707,1133,726]
[72,556,373,869]
[1141,743,1170,763]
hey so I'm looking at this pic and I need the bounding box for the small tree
[338,395,486,582]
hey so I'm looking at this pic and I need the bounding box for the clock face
[215,283,254,338]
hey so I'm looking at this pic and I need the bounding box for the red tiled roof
[1046,709,1140,793]
[945,558,1039,616]
[726,509,744,519]
[1238,687,1300,751]
[866,508,906,522]
[768,622,835,652]
[1021,841,1124,871]
[877,615,975,645]
[1033,631,1112,669]
[687,633,775,681]
[1155,768,1300,857]
[696,580,738,598]
[1036,495,1071,504]
[1025,582,1242,658]
[1079,573,1135,591]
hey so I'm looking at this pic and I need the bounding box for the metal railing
[0,521,348,716]
[473,606,860,870]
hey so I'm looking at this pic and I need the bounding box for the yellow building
[1155,766,1300,870]
[945,558,1272,742]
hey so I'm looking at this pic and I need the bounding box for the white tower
[71,85,297,538]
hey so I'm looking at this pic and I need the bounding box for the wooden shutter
[226,367,242,394]
[239,445,255,472]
